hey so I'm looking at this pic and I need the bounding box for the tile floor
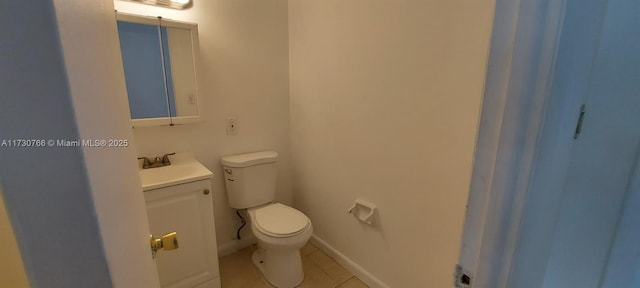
[219,242,368,288]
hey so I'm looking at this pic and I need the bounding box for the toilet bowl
[248,203,313,288]
[221,151,313,288]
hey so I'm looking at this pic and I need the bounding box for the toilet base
[252,247,304,288]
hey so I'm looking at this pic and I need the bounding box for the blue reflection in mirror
[117,21,176,119]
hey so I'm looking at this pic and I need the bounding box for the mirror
[116,13,200,126]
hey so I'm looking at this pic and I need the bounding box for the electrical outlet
[226,117,238,135]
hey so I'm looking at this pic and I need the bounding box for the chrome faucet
[138,153,175,169]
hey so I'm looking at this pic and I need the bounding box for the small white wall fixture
[348,198,377,225]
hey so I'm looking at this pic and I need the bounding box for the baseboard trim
[310,234,390,288]
[217,236,256,257]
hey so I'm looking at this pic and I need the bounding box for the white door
[51,0,162,286]
[519,0,640,287]
[601,154,640,287]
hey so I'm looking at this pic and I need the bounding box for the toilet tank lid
[221,151,278,167]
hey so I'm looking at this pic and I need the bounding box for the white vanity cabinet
[139,153,220,288]
[145,179,220,288]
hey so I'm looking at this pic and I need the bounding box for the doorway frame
[1,1,160,287]
[457,0,572,287]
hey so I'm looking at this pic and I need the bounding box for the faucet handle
[162,153,176,164]
[137,157,152,168]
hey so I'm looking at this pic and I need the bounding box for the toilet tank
[221,151,278,209]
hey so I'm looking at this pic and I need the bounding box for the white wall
[114,0,292,254]
[288,1,495,287]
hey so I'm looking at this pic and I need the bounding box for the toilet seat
[253,203,310,238]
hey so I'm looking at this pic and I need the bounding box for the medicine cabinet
[116,13,201,127]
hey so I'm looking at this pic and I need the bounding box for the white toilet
[221,151,312,288]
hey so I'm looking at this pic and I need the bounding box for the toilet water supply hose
[236,209,246,240]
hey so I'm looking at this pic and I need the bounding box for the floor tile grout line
[335,275,355,287]
[307,249,355,286]
[221,243,367,287]
[306,252,342,285]
[304,246,360,287]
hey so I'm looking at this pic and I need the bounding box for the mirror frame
[116,12,202,127]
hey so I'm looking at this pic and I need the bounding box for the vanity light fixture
[123,0,193,10]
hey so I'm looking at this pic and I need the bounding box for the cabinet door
[144,180,220,288]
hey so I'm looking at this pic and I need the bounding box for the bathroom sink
[138,153,213,191]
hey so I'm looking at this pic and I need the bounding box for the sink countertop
[138,152,213,191]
